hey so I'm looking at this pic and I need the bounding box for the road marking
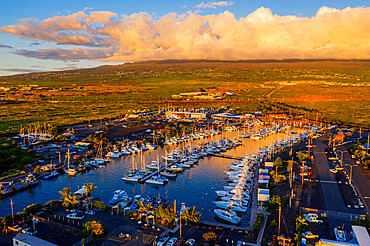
[108,237,125,243]
[320,180,338,184]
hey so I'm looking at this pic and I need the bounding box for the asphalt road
[313,135,365,215]
[337,144,370,216]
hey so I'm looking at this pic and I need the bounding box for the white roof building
[13,233,58,246]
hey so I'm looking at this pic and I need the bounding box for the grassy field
[0,60,369,132]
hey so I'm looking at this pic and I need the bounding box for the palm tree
[84,183,97,201]
[66,194,79,208]
[84,183,97,209]
[155,205,176,225]
[295,215,308,245]
[296,151,308,162]
[295,216,308,234]
[274,157,283,174]
[59,187,72,200]
[181,206,202,224]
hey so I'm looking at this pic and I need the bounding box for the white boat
[146,161,160,170]
[42,171,59,180]
[121,173,142,182]
[160,170,177,178]
[179,163,191,168]
[64,149,77,175]
[168,165,183,172]
[213,209,242,224]
[334,226,347,242]
[213,201,247,213]
[106,151,121,158]
[145,176,168,185]
[109,190,128,204]
[146,143,157,150]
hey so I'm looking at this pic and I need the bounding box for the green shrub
[253,213,265,230]
[24,203,43,215]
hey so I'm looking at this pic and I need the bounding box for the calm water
[0,129,301,225]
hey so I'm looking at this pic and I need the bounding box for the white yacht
[106,150,121,158]
[160,170,177,178]
[121,173,142,182]
[213,201,247,213]
[213,209,242,224]
[145,176,168,185]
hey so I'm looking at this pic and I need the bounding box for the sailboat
[121,156,142,182]
[64,149,77,175]
[146,156,168,185]
[160,156,177,178]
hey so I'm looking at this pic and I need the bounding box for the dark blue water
[0,130,298,225]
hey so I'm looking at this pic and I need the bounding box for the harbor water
[0,128,303,226]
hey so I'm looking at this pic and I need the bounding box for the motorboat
[213,209,241,225]
[145,176,168,185]
[213,201,247,213]
[167,165,183,172]
[106,151,121,158]
[160,170,177,178]
[121,172,142,182]
[146,143,157,150]
[42,171,59,180]
[109,190,128,204]
[146,161,160,170]
[334,226,347,242]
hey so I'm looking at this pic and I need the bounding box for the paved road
[336,144,370,216]
[313,135,365,215]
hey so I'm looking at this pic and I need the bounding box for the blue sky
[0,0,368,76]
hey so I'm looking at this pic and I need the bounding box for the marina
[0,124,311,227]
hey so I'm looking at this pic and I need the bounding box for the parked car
[157,236,170,246]
[175,239,186,246]
[10,225,22,232]
[17,221,28,228]
[302,231,319,239]
[185,239,196,246]
[167,237,178,246]
[118,232,131,239]
[304,213,323,224]
[66,213,84,220]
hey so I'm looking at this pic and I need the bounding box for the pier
[209,153,244,160]
[138,160,180,184]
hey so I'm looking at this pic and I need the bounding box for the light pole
[345,164,358,185]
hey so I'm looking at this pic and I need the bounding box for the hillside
[0,59,369,132]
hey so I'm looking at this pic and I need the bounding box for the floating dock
[209,153,243,160]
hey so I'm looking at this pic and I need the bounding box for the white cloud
[195,1,233,9]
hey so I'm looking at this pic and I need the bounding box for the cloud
[0,44,13,48]
[0,11,117,47]
[195,1,233,9]
[0,68,46,73]
[1,6,369,62]
[13,47,116,61]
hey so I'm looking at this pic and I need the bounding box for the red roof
[334,132,345,141]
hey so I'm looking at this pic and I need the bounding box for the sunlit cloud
[1,6,369,62]
[13,47,116,61]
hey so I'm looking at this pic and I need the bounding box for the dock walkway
[209,153,244,160]
[138,160,180,184]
